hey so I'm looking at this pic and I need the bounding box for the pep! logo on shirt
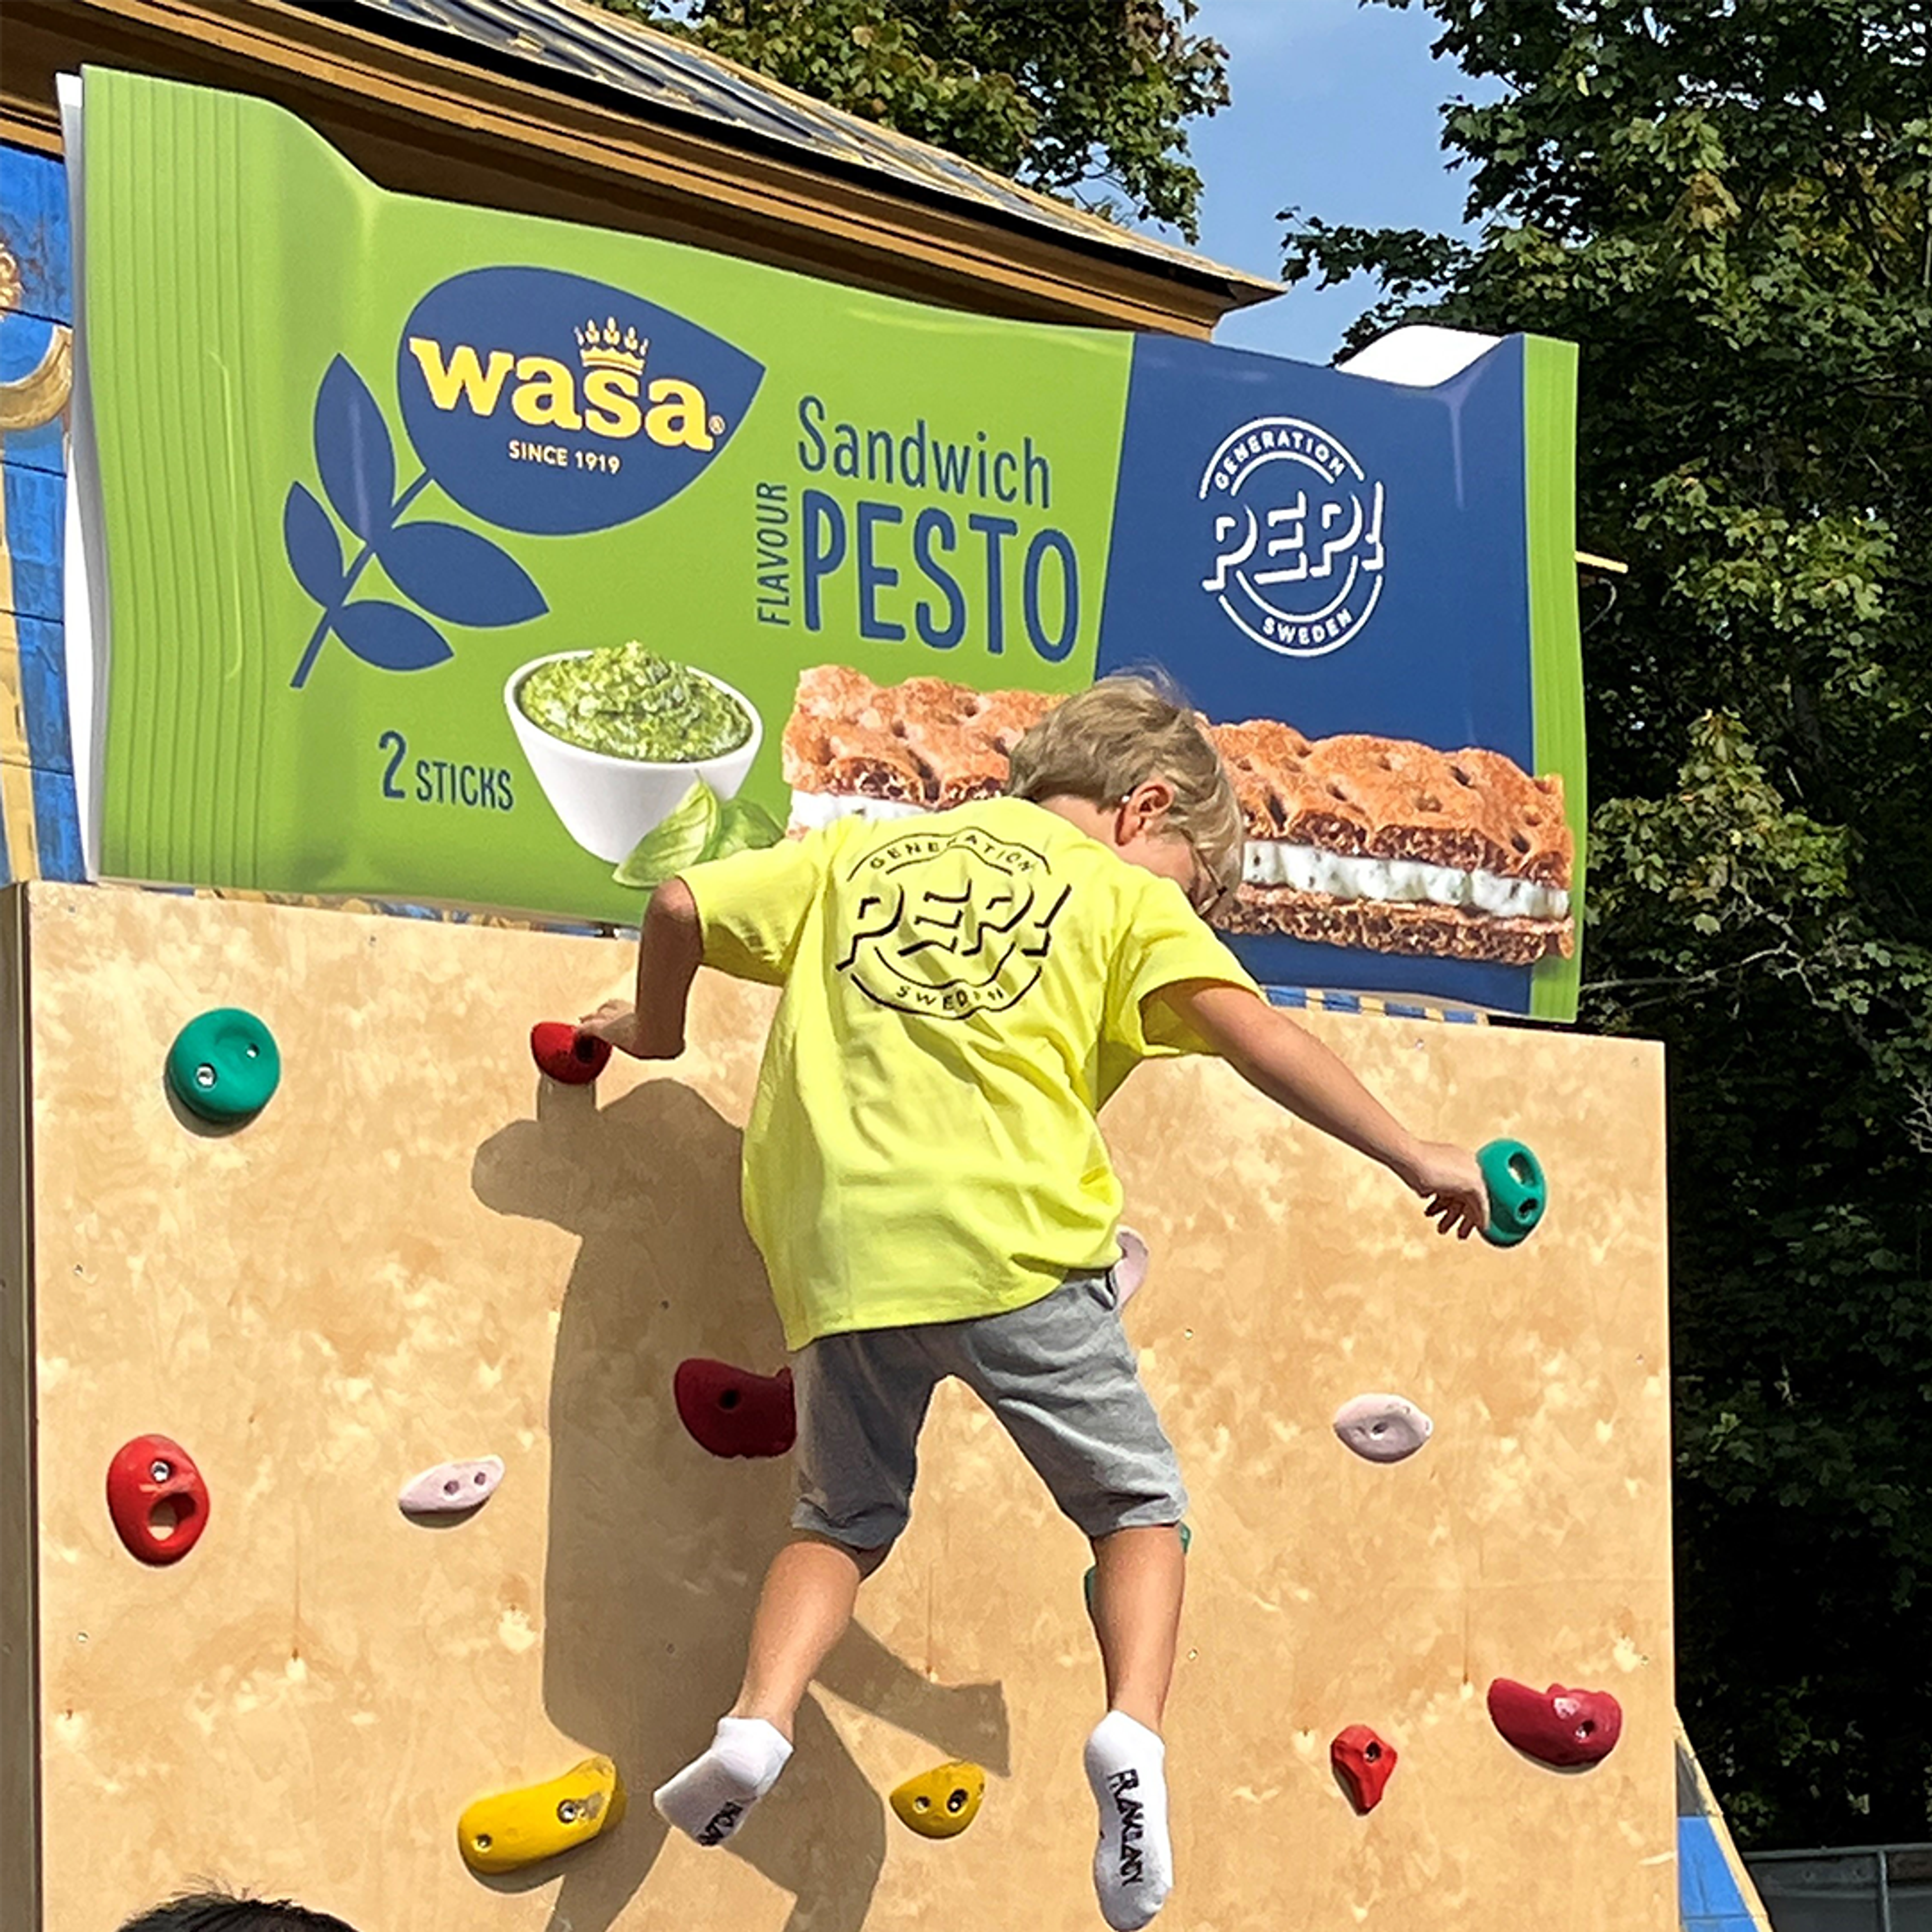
[396,266,765,535]
[837,826,1071,1018]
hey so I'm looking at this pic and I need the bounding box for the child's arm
[579,878,703,1060]
[1155,980,1489,1238]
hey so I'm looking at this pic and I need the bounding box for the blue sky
[1141,0,1487,366]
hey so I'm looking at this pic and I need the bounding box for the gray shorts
[790,1269,1188,1549]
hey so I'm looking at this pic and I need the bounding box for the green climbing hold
[165,1009,281,1124]
[1478,1139,1545,1247]
[1084,1522,1190,1614]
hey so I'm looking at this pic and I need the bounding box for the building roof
[309,0,1280,310]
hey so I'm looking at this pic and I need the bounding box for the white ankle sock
[653,1715,792,1847]
[1084,1711,1173,1929]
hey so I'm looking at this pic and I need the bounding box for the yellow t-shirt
[683,796,1259,1349]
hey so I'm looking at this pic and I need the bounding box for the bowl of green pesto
[506,643,764,863]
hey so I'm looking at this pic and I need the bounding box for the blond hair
[1004,672,1244,898]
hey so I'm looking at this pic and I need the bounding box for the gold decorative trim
[0,325,71,434]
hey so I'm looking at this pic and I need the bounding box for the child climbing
[581,673,1487,1929]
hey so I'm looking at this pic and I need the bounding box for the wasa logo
[397,266,765,536]
[283,266,764,686]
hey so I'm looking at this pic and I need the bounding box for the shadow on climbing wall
[474,1075,1011,1931]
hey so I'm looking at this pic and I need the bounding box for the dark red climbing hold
[531,1022,611,1086]
[674,1359,796,1459]
[106,1434,210,1566]
[1487,1679,1623,1767]
[1330,1725,1398,1812]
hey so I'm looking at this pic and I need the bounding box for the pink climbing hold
[674,1359,796,1459]
[397,1456,506,1517]
[531,1022,611,1086]
[1330,1724,1398,1812]
[1113,1227,1151,1309]
[1487,1679,1623,1767]
[1332,1393,1434,1465]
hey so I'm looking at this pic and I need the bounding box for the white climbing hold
[398,1455,505,1516]
[1331,1394,1433,1464]
[1113,1227,1151,1309]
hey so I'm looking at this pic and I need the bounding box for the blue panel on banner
[1098,333,1537,1012]
[17,616,73,773]
[3,460,64,618]
[30,761,85,881]
[0,143,73,325]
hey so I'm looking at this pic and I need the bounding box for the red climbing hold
[531,1022,611,1085]
[1330,1724,1398,1812]
[674,1358,796,1459]
[106,1434,210,1566]
[1486,1679,1623,1767]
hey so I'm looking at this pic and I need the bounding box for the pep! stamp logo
[282,266,763,688]
[1198,416,1386,658]
[836,826,1071,1019]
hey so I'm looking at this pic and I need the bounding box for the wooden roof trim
[3,0,1281,337]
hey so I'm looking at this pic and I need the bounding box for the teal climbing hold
[1478,1139,1545,1247]
[165,1009,281,1124]
[1084,1522,1190,1614]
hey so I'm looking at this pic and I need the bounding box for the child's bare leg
[655,1532,885,1846]
[1085,1523,1184,1930]
[732,1533,888,1736]
[1089,1524,1185,1729]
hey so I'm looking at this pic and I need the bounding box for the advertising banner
[69,69,1584,1017]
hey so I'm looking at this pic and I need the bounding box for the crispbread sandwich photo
[779,664,1575,966]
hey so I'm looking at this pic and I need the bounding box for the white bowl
[505,653,764,864]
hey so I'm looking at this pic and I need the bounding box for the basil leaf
[612,779,721,889]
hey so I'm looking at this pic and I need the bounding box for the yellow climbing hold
[889,1759,986,1840]
[458,1753,627,1874]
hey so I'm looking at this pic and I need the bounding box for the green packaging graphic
[75,69,1583,1016]
[82,70,1127,924]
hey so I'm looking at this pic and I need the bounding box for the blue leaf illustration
[377,521,548,628]
[332,599,454,673]
[314,356,396,542]
[283,481,345,606]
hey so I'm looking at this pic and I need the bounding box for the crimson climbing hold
[674,1358,796,1459]
[458,1754,626,1874]
[165,1009,280,1124]
[889,1760,986,1839]
[106,1434,209,1566]
[1330,1725,1398,1812]
[1486,1678,1623,1767]
[1479,1139,1546,1246]
[531,1022,612,1085]
[1113,1227,1151,1309]
[398,1456,505,1517]
[1331,1393,1434,1465]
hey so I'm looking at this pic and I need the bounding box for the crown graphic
[575,316,648,376]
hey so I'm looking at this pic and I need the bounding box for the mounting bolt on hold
[165,1010,280,1124]
[889,1761,986,1839]
[106,1434,209,1565]
[457,1754,626,1874]
[1478,1139,1546,1246]
[1330,1724,1398,1812]
[531,1022,611,1086]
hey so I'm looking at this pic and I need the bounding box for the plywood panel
[1,888,41,1931]
[19,881,1672,1930]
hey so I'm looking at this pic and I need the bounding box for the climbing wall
[3,880,1674,1931]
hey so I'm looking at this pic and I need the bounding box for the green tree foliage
[1285,0,1932,1845]
[588,0,1228,238]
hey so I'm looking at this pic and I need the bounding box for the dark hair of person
[118,1894,360,1932]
